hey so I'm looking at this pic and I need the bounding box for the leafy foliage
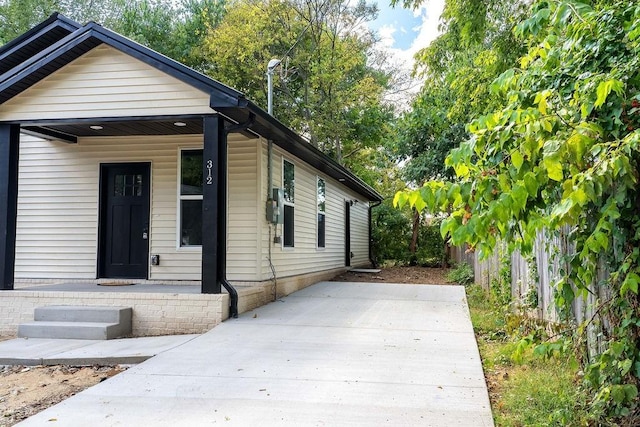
[396,0,640,420]
[446,262,474,286]
[394,0,526,187]
[371,200,412,264]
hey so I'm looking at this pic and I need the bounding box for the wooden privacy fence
[452,228,608,356]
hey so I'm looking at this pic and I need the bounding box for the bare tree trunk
[409,209,420,265]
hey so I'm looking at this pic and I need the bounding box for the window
[179,149,203,247]
[317,177,326,248]
[114,174,142,197]
[283,159,295,247]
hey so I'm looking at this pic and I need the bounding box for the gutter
[368,200,382,268]
[219,113,256,318]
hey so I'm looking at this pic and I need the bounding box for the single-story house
[0,13,382,317]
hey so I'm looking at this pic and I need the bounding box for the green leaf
[624,385,638,401]
[621,272,640,295]
[595,79,624,108]
[490,68,515,94]
[543,157,563,181]
[612,385,626,404]
[620,359,633,376]
[511,183,528,212]
[551,198,573,219]
[511,150,524,170]
[393,191,407,208]
[453,163,470,178]
[567,132,591,162]
[570,188,588,206]
[523,172,539,196]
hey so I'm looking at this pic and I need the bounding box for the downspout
[220,113,256,318]
[368,200,382,268]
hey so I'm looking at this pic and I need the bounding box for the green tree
[0,0,223,70]
[203,0,392,169]
[109,0,225,70]
[0,0,62,43]
[392,0,526,263]
[397,0,640,421]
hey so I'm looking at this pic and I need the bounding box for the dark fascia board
[21,126,77,143]
[243,101,383,202]
[0,15,80,78]
[0,12,79,57]
[0,27,99,103]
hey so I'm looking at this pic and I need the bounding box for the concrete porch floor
[16,281,494,426]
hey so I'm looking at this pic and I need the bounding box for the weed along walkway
[17,282,493,426]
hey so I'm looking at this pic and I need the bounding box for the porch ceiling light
[173,121,187,127]
[338,178,346,182]
[90,125,103,130]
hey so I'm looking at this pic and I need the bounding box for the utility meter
[266,188,284,224]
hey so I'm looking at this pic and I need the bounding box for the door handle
[142,228,148,240]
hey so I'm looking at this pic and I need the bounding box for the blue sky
[368,0,444,68]
[369,3,423,50]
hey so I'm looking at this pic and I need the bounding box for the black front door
[99,163,150,279]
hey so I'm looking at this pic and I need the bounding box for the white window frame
[282,158,295,249]
[177,147,203,250]
[317,176,326,250]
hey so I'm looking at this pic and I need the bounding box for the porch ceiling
[23,118,204,139]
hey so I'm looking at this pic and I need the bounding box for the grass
[466,285,592,426]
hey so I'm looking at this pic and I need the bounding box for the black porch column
[201,115,226,294]
[0,124,20,290]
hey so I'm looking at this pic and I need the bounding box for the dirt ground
[0,364,126,426]
[331,265,452,285]
[0,266,450,426]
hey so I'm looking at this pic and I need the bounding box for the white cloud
[376,0,445,107]
[378,24,397,49]
[397,0,445,69]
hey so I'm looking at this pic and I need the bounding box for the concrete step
[35,306,132,324]
[19,306,133,340]
[18,321,129,340]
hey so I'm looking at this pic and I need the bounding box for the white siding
[0,45,211,121]
[257,141,371,280]
[15,133,260,281]
[350,201,370,266]
[227,137,261,281]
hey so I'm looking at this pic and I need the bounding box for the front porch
[0,266,348,337]
[1,281,257,337]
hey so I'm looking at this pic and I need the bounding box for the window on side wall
[283,159,295,248]
[317,177,325,248]
[179,149,203,247]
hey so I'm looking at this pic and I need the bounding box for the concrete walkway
[16,282,493,426]
[0,335,200,365]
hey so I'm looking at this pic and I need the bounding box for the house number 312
[206,160,213,185]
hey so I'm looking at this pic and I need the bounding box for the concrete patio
[16,281,493,426]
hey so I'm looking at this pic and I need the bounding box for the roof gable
[0,45,212,121]
[0,21,244,108]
